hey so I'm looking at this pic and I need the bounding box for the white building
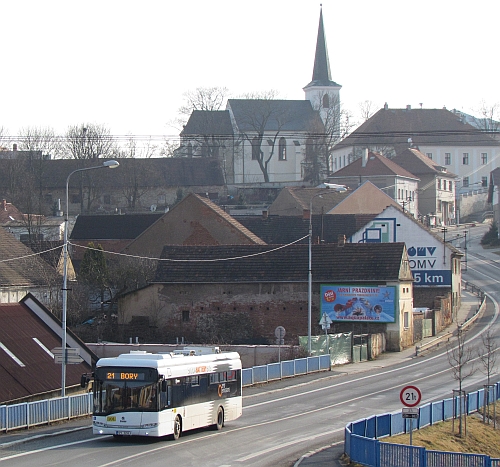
[178,7,341,187]
[331,105,499,198]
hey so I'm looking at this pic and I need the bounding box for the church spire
[303,6,341,126]
[304,5,340,89]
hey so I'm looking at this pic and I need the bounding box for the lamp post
[308,190,330,355]
[61,160,119,397]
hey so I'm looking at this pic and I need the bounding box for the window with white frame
[481,153,488,164]
[463,153,469,165]
[445,153,451,165]
[482,176,488,187]
[463,177,469,187]
[426,153,432,160]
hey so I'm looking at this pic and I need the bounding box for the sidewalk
[0,291,483,467]
[294,289,482,466]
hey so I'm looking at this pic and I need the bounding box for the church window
[279,137,287,160]
[251,137,260,160]
[322,94,330,109]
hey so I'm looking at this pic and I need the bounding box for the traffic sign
[275,326,286,339]
[400,385,422,407]
[402,407,419,419]
[319,312,332,330]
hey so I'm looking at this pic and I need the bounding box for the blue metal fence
[345,382,500,467]
[241,354,330,387]
[1,354,330,432]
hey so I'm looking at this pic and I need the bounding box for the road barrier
[0,354,330,432]
[345,383,500,467]
[416,281,486,356]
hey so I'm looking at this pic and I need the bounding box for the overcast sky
[2,0,499,144]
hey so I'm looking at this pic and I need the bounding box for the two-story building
[392,148,457,226]
[331,105,499,200]
[326,150,420,217]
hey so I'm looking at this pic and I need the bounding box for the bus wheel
[215,406,224,431]
[173,415,182,440]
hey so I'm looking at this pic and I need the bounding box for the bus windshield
[94,367,159,415]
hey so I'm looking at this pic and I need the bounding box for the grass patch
[383,402,500,458]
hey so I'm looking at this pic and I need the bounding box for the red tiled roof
[0,298,92,404]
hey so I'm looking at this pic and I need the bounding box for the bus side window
[160,380,172,409]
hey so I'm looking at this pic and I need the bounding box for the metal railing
[1,354,331,433]
[345,383,500,467]
[416,281,486,356]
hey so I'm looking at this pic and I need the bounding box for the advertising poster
[320,285,396,323]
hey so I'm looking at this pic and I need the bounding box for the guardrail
[415,281,486,356]
[0,393,93,433]
[345,383,500,467]
[242,354,331,387]
[0,354,331,433]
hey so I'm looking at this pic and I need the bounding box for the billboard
[320,285,396,323]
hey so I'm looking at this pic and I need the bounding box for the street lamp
[61,159,119,396]
[308,190,330,355]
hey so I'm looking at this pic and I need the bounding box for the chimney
[338,234,346,247]
[406,105,411,110]
[2,199,7,211]
[303,209,311,220]
[362,148,369,168]
[384,102,388,110]
[56,199,63,217]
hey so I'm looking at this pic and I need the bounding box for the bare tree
[305,92,354,183]
[0,126,9,149]
[180,86,229,115]
[478,328,498,425]
[159,138,179,157]
[62,123,116,213]
[447,325,476,437]
[171,86,230,131]
[472,101,500,138]
[359,100,377,123]
[63,123,115,160]
[17,126,62,159]
[231,92,292,183]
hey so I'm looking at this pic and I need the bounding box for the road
[0,223,498,467]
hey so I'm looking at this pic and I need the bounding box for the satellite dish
[150,204,157,212]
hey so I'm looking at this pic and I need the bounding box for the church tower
[303,6,341,126]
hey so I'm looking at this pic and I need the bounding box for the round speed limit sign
[400,385,422,407]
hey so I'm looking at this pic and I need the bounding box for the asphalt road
[0,222,498,467]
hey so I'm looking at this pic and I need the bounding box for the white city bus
[82,347,242,439]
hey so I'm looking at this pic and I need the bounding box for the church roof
[227,99,324,133]
[181,110,234,136]
[303,7,341,89]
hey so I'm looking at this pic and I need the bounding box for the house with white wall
[349,204,463,318]
[331,105,499,199]
[177,7,340,187]
[326,151,420,217]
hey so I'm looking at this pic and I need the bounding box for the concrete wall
[459,191,488,219]
[87,343,302,368]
